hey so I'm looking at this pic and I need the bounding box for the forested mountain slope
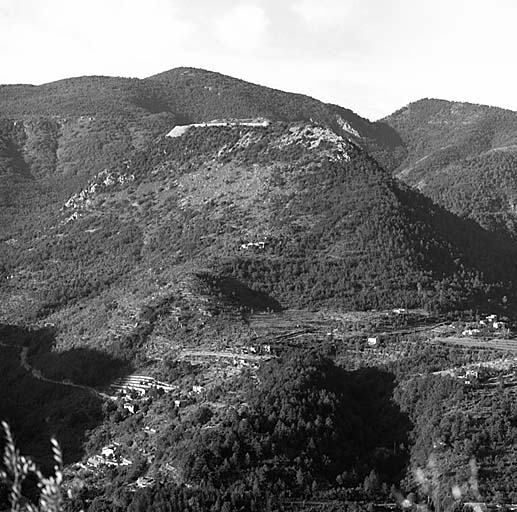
[4,71,517,512]
[2,121,516,346]
[1,70,517,364]
[0,68,404,240]
[381,99,517,235]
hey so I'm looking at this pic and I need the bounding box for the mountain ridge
[1,70,517,324]
[382,97,517,235]
[0,66,405,243]
[2,120,515,330]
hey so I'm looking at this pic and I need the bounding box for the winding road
[0,342,111,399]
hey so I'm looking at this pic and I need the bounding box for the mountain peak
[390,97,517,121]
[147,66,235,81]
[383,94,517,235]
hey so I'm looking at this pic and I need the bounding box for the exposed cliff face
[62,169,135,222]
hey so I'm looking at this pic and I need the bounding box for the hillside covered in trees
[381,99,517,236]
[62,351,410,512]
[2,121,517,336]
[0,67,403,242]
[4,69,517,512]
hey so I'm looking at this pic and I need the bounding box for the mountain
[146,67,404,159]
[3,117,517,507]
[381,98,517,235]
[1,71,517,347]
[0,68,405,240]
[2,121,515,336]
[3,69,517,511]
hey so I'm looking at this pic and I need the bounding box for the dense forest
[2,121,517,338]
[4,333,517,511]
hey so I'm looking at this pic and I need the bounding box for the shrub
[0,422,63,512]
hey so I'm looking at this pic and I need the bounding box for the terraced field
[433,336,517,353]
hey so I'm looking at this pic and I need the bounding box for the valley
[2,68,517,511]
[5,304,517,510]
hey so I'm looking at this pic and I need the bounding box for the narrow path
[0,342,110,399]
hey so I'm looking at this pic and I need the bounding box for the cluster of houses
[110,378,203,414]
[79,443,164,492]
[85,443,132,469]
[461,314,507,337]
[239,239,267,251]
[242,344,272,355]
[456,368,485,386]
[109,375,189,416]
[437,363,517,387]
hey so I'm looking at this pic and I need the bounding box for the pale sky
[0,0,516,120]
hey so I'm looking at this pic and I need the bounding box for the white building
[367,337,378,347]
[101,447,115,458]
[123,403,135,414]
